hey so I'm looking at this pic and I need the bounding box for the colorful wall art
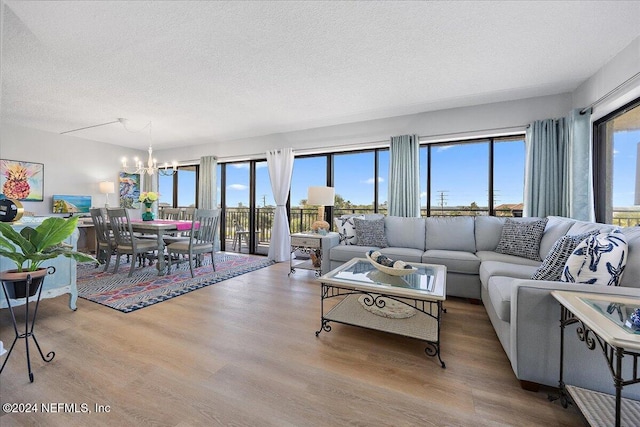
[0,159,44,201]
[119,172,141,208]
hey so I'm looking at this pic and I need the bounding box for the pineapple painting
[0,160,44,201]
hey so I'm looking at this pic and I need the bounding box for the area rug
[77,253,274,313]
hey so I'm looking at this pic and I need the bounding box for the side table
[551,290,640,427]
[289,232,325,276]
[1,268,56,383]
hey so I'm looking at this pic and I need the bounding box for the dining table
[129,219,195,275]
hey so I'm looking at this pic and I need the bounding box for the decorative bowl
[365,252,417,276]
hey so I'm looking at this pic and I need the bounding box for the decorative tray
[365,252,417,276]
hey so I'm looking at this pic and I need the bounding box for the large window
[423,136,524,216]
[334,151,375,215]
[158,165,198,208]
[594,97,640,225]
[290,156,327,233]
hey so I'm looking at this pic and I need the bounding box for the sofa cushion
[620,226,640,289]
[566,219,617,236]
[495,218,548,261]
[479,260,540,290]
[334,215,364,245]
[487,276,515,322]
[354,217,387,247]
[330,244,377,263]
[532,231,597,281]
[421,249,480,275]
[539,216,576,259]
[378,247,424,263]
[476,250,543,266]
[425,216,476,252]
[474,216,507,251]
[384,216,426,250]
[562,230,628,286]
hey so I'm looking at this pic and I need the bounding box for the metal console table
[552,291,640,427]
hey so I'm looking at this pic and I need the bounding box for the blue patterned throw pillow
[531,231,598,281]
[333,215,364,245]
[561,230,628,286]
[495,218,548,261]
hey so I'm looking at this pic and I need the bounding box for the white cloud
[613,149,620,155]
[362,177,384,184]
[420,192,427,199]
[231,163,249,169]
[228,184,248,191]
[436,146,454,152]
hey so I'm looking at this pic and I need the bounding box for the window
[334,151,375,215]
[493,137,526,216]
[290,156,327,233]
[594,97,640,225]
[157,165,198,208]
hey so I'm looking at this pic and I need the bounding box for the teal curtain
[388,134,420,217]
[524,109,593,220]
[198,155,217,210]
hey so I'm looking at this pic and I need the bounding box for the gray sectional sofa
[326,214,640,398]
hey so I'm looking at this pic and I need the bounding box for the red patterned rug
[77,253,274,313]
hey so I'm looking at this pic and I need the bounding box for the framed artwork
[119,172,141,209]
[0,159,44,201]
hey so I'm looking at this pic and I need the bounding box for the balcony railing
[175,206,639,249]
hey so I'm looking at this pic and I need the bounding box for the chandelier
[119,120,177,176]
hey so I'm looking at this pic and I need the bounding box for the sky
[163,130,639,210]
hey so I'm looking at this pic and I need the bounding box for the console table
[552,291,640,427]
[289,232,338,276]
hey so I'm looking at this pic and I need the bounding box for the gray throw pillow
[354,218,387,247]
[531,231,597,281]
[495,218,548,261]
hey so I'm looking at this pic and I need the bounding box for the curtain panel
[267,148,294,262]
[388,134,420,217]
[524,109,593,220]
[198,155,218,210]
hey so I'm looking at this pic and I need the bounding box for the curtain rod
[210,124,529,162]
[580,71,640,115]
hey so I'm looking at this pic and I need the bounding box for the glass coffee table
[316,257,447,367]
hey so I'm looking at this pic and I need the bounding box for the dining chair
[90,207,117,272]
[106,208,159,277]
[166,209,220,277]
[160,207,182,220]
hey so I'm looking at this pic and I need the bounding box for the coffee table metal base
[315,285,446,368]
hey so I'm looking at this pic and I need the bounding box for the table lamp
[307,186,334,233]
[99,181,115,207]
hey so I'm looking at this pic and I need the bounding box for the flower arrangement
[139,191,159,204]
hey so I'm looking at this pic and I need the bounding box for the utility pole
[436,190,448,213]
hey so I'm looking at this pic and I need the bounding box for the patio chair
[106,208,159,277]
[233,220,250,251]
[166,209,220,277]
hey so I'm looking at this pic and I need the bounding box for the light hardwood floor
[0,259,584,426]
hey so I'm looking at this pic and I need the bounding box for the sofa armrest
[321,232,341,275]
[509,279,640,395]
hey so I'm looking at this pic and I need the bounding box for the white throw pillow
[561,230,628,286]
[333,215,364,245]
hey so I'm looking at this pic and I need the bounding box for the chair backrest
[234,220,245,232]
[183,207,196,221]
[192,209,220,247]
[106,208,135,246]
[161,207,182,220]
[90,208,111,244]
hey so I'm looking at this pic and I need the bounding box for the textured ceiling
[2,1,640,150]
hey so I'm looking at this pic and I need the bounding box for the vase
[142,201,155,221]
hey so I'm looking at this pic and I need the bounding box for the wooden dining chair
[106,208,159,277]
[166,209,220,277]
[90,207,117,272]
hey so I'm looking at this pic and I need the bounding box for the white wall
[159,92,573,163]
[573,36,640,121]
[0,124,144,216]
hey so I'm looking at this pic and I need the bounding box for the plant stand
[0,268,56,383]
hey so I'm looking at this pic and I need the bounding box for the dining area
[89,207,220,278]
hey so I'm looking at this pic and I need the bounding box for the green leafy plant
[0,216,96,272]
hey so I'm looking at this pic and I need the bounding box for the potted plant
[139,191,159,221]
[0,216,96,298]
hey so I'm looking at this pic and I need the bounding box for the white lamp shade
[99,181,115,194]
[307,186,335,206]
